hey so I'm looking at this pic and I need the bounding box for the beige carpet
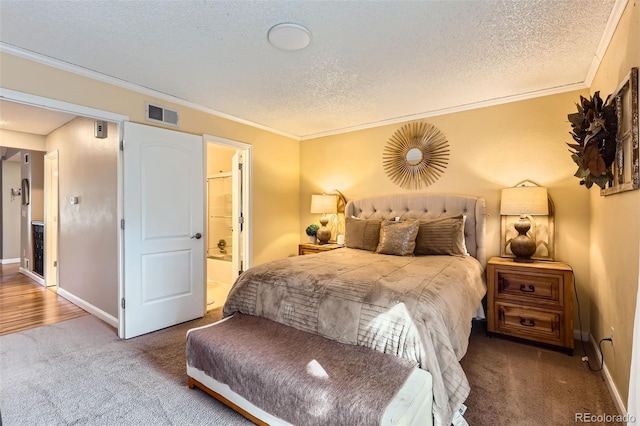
[0,308,252,426]
[461,321,622,426]
[0,311,621,425]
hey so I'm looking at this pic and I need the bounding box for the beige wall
[0,129,46,151]
[588,0,639,407]
[2,160,21,260]
[207,143,235,176]
[0,51,300,268]
[20,150,44,273]
[46,117,119,317]
[30,151,44,222]
[301,89,592,328]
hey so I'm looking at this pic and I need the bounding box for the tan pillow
[375,220,419,256]
[345,217,382,251]
[414,215,468,256]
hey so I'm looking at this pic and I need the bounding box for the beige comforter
[223,248,486,426]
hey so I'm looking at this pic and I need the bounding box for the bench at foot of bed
[186,313,433,426]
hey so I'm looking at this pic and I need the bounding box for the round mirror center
[406,148,423,166]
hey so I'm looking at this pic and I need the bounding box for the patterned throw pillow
[345,217,382,251]
[414,215,468,256]
[375,220,419,256]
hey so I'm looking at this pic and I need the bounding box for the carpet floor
[0,312,621,425]
[0,308,251,426]
[461,321,622,426]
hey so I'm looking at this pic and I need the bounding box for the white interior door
[44,150,58,288]
[122,122,205,339]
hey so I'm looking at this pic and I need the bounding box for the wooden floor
[0,264,88,336]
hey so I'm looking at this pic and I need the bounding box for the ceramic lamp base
[316,226,331,244]
[511,218,536,262]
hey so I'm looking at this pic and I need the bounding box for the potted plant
[305,224,319,244]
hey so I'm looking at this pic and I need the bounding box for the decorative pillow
[375,220,419,256]
[414,214,468,256]
[345,217,382,251]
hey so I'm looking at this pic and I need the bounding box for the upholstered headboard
[344,193,487,268]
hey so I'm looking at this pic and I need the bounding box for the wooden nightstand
[298,243,342,256]
[487,256,574,354]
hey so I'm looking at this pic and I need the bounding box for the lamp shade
[500,186,549,216]
[310,194,337,214]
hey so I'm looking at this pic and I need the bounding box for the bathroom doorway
[205,137,251,311]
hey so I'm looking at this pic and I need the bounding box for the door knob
[191,233,202,239]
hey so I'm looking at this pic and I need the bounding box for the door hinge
[121,219,125,230]
[120,140,124,151]
[239,261,243,275]
[53,260,57,267]
[121,298,125,309]
[238,162,243,170]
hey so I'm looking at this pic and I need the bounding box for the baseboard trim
[57,288,119,329]
[574,329,590,341]
[589,334,628,417]
[1,258,20,264]
[19,267,45,285]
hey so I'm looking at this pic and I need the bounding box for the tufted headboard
[344,193,487,268]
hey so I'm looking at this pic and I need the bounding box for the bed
[187,193,487,426]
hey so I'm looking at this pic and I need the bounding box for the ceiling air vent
[145,103,179,127]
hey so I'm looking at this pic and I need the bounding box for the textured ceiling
[0,0,622,139]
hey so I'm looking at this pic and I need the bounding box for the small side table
[298,243,342,256]
[487,256,574,354]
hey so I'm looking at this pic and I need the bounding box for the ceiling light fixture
[267,23,312,51]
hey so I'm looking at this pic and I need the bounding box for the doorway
[44,150,58,288]
[205,136,251,311]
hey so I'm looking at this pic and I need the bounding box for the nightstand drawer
[298,243,341,256]
[496,270,562,307]
[494,302,563,346]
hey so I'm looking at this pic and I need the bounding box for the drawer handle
[520,284,535,293]
[520,318,536,327]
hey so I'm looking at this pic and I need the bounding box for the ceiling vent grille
[145,102,179,127]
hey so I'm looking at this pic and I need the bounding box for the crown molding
[0,43,301,141]
[584,0,629,87]
[300,82,589,140]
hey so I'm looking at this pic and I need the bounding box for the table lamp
[500,186,549,262]
[310,194,337,244]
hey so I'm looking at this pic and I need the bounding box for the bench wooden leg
[187,375,269,426]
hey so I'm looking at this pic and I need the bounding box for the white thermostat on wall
[70,196,79,205]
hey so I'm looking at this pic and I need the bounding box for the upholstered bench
[186,313,433,426]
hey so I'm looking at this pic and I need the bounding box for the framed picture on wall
[602,67,639,196]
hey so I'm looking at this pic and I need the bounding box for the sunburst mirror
[383,122,450,189]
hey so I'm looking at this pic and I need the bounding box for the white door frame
[0,89,254,336]
[204,134,252,275]
[44,150,59,288]
[0,88,128,330]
